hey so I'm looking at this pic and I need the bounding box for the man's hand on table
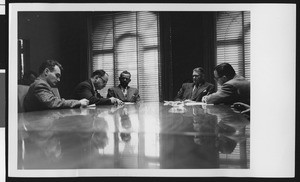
[79,98,89,107]
[109,97,124,106]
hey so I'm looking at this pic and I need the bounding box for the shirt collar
[119,84,130,90]
[193,81,205,88]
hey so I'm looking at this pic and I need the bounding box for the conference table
[18,102,250,169]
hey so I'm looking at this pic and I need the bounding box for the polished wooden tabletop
[18,102,250,169]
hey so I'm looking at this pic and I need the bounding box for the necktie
[122,88,127,100]
[191,86,197,100]
[95,90,99,97]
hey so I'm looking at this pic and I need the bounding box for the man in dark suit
[107,71,140,103]
[72,70,123,105]
[24,60,89,112]
[202,63,250,105]
[174,67,215,102]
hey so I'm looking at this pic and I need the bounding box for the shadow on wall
[0,16,6,69]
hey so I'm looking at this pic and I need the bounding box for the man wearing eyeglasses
[24,60,89,112]
[174,67,215,102]
[72,69,123,105]
[107,71,140,103]
[202,63,250,105]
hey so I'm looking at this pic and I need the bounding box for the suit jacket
[107,85,140,102]
[72,79,112,105]
[174,82,215,102]
[24,78,81,112]
[206,75,250,105]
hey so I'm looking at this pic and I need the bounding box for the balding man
[175,67,215,102]
[24,60,89,112]
[72,70,123,105]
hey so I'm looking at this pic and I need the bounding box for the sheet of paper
[185,102,214,106]
[87,104,96,107]
[124,102,135,105]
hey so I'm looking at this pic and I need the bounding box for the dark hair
[193,67,204,74]
[39,60,63,74]
[214,63,236,79]
[91,70,107,78]
[120,70,131,77]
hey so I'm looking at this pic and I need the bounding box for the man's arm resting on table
[35,82,82,109]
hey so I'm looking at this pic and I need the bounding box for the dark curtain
[159,12,216,101]
[0,16,6,69]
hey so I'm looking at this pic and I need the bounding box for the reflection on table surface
[18,102,250,169]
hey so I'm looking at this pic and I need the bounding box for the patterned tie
[191,85,197,100]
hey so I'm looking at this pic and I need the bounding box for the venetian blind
[216,11,250,81]
[92,12,160,102]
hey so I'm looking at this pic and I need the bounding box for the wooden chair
[18,85,29,113]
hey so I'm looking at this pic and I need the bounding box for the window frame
[88,12,161,102]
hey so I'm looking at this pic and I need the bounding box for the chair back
[18,85,29,113]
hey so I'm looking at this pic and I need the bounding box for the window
[216,12,250,168]
[91,12,160,102]
[216,11,250,81]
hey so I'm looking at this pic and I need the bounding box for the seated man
[24,60,89,112]
[107,71,140,102]
[202,63,250,105]
[174,67,215,102]
[72,70,123,105]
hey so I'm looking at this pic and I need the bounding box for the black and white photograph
[8,3,295,178]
